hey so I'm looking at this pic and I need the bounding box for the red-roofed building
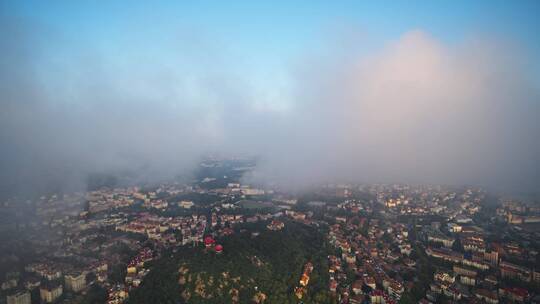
[215,244,223,254]
[204,236,215,248]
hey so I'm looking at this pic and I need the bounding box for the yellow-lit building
[65,272,86,292]
[7,290,31,304]
[40,283,63,303]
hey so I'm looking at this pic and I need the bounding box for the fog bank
[1,16,538,196]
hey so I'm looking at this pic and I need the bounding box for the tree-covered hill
[127,221,335,304]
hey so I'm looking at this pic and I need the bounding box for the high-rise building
[7,290,31,304]
[65,272,86,293]
[40,282,63,303]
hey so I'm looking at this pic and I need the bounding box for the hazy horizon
[1,1,539,198]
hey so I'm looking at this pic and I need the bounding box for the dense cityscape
[2,1,540,304]
[1,158,539,304]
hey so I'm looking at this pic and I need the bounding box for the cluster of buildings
[116,213,207,246]
[368,185,484,219]
[102,248,153,303]
[326,209,412,304]
[3,262,92,303]
[266,219,285,231]
[84,188,138,214]
[421,218,540,303]
[203,236,223,254]
[2,172,540,304]
[106,284,129,304]
[124,248,153,288]
[427,267,530,303]
[319,184,540,304]
[294,262,314,299]
[498,200,540,224]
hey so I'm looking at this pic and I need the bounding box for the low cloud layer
[1,16,538,197]
[247,31,540,191]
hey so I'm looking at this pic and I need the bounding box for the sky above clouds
[1,1,539,196]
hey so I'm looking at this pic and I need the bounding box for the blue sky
[7,1,539,49]
[3,0,540,106]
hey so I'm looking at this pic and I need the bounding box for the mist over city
[1,2,540,304]
[2,2,539,197]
